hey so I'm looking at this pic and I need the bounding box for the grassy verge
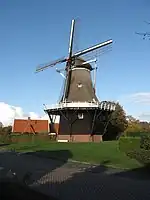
[119,137,140,152]
[0,140,142,169]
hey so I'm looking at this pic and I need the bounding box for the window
[78,113,84,119]
[77,82,83,88]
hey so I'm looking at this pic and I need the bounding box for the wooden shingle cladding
[12,118,49,134]
[60,58,98,103]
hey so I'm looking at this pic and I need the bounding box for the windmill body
[36,19,116,142]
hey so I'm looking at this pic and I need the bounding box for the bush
[119,137,140,153]
[125,135,150,166]
[140,135,150,150]
[0,134,12,144]
[127,149,150,165]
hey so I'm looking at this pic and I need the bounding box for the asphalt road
[0,151,150,200]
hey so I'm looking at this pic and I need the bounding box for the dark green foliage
[109,102,128,132]
[0,134,12,144]
[103,102,128,141]
[0,122,3,133]
[140,135,150,150]
[2,125,12,134]
[127,149,150,165]
[125,135,150,166]
[0,125,12,141]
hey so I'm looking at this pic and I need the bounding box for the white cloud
[28,112,40,119]
[137,112,150,122]
[0,102,60,126]
[118,92,150,122]
[120,92,150,104]
[129,93,150,104]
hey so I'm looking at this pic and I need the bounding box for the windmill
[36,19,116,142]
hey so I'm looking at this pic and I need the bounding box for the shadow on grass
[25,149,73,161]
[24,151,150,181]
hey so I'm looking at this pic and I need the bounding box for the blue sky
[0,0,150,120]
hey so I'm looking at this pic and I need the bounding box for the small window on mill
[78,113,84,119]
[77,82,83,88]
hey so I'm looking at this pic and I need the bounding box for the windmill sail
[73,39,112,58]
[35,57,67,73]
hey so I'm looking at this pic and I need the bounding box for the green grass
[119,137,141,153]
[0,139,142,169]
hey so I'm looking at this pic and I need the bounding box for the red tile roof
[12,118,49,134]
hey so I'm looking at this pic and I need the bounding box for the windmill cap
[72,57,93,70]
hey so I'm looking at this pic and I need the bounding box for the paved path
[0,151,150,200]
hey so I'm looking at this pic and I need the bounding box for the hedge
[124,135,150,166]
[127,149,150,165]
[0,134,55,144]
[140,135,150,150]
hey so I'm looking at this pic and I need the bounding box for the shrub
[125,135,150,167]
[140,135,150,150]
[127,149,150,165]
[0,134,12,144]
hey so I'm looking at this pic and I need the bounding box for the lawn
[0,138,142,169]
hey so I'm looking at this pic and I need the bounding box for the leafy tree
[103,102,128,141]
[0,122,3,133]
[139,121,150,133]
[126,115,137,122]
[125,116,150,136]
[0,125,12,143]
[0,122,3,128]
[2,126,12,135]
[125,121,143,134]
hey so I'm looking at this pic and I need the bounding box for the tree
[139,121,150,133]
[126,115,137,122]
[0,122,3,128]
[125,121,143,134]
[2,126,12,135]
[0,122,4,134]
[103,102,128,141]
[125,116,150,135]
